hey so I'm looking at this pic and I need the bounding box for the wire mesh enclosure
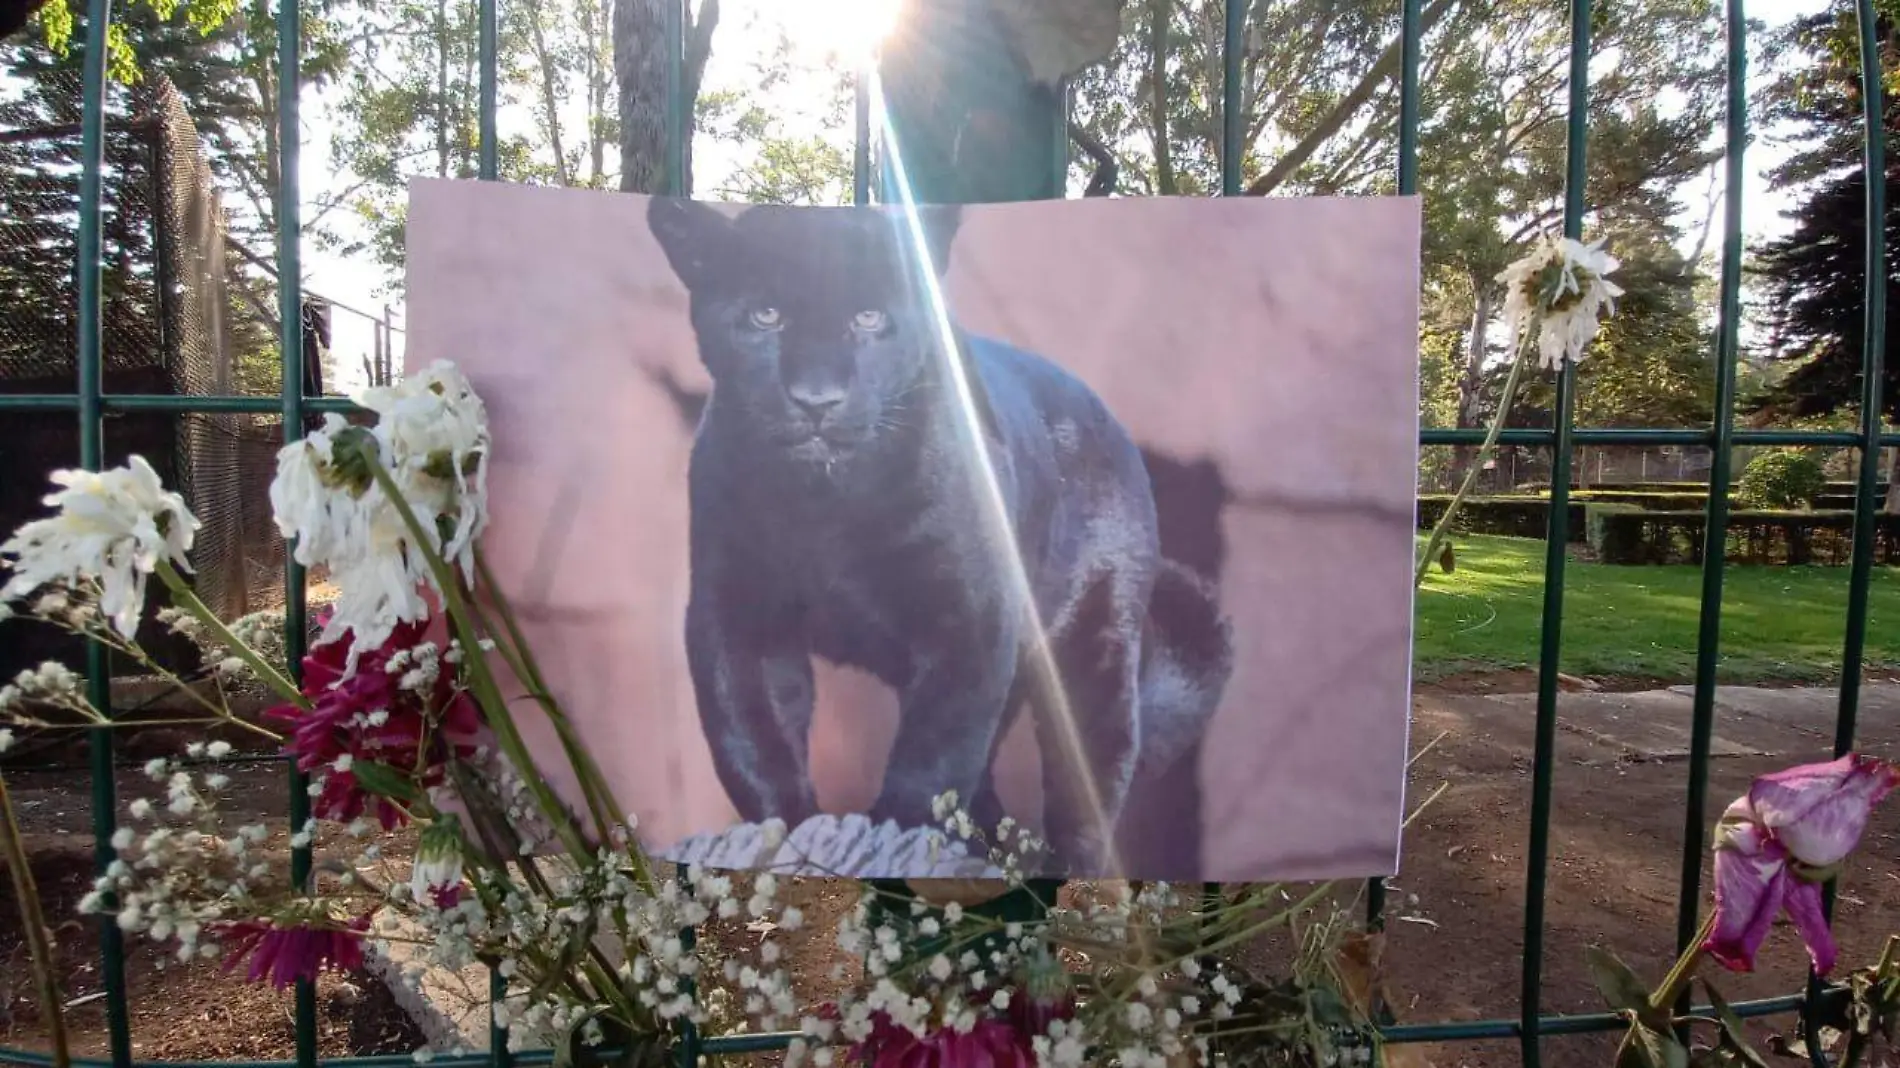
[0,69,291,685]
[0,0,1893,1066]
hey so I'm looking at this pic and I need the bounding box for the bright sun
[777,0,903,64]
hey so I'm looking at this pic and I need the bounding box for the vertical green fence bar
[1396,0,1420,198]
[275,0,317,1062]
[479,0,498,181]
[1371,0,1424,938]
[1520,0,1589,1060]
[1674,0,1746,974]
[476,1,506,1063]
[75,2,135,1065]
[1809,16,1892,1058]
[1835,0,1888,766]
[1220,0,1245,195]
[663,0,684,195]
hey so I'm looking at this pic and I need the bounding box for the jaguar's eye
[852,309,888,333]
[748,306,783,330]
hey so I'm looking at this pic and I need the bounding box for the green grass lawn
[1414,534,1900,683]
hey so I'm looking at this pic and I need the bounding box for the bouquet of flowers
[3,234,1892,1068]
[0,361,1394,1068]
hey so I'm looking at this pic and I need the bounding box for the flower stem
[0,771,71,1068]
[361,460,594,859]
[472,549,644,887]
[1414,333,1534,587]
[1650,911,1716,1013]
[153,559,307,708]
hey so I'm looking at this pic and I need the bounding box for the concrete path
[1415,682,1900,766]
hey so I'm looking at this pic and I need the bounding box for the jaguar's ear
[920,204,962,278]
[647,195,732,293]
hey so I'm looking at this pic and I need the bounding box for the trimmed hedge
[1417,495,1585,541]
[1584,503,1900,566]
[1516,480,1889,497]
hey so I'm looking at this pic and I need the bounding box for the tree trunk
[1887,445,1899,514]
[613,0,718,195]
[1243,0,1458,196]
[614,0,670,193]
[682,0,719,194]
[1147,0,1175,195]
[525,1,573,186]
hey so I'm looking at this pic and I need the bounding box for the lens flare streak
[870,75,1122,875]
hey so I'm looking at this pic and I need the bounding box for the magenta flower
[1705,754,1898,975]
[217,915,370,989]
[266,617,484,827]
[850,1011,1035,1068]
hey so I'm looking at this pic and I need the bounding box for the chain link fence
[0,69,296,679]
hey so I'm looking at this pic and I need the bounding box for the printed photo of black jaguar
[646,197,1234,877]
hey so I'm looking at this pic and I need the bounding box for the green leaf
[348,760,421,804]
[1702,979,1769,1068]
[1635,1024,1691,1068]
[1587,946,1657,1015]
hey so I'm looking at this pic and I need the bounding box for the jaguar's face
[648,198,960,467]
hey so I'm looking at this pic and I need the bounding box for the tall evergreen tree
[1748,2,1900,510]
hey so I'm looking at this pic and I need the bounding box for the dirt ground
[3,672,1897,1067]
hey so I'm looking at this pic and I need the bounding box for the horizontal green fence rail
[0,0,1889,1065]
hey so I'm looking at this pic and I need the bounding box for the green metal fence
[0,0,1893,1065]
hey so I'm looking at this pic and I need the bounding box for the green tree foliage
[35,0,237,83]
[1072,0,1724,459]
[694,26,853,206]
[1748,1,1900,509]
[14,0,353,395]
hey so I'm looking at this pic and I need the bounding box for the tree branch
[521,0,574,186]
[1244,0,1458,196]
[1071,123,1120,196]
[681,0,721,192]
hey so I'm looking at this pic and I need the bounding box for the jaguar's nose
[787,382,847,424]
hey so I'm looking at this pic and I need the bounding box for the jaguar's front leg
[685,580,820,826]
[868,623,1019,836]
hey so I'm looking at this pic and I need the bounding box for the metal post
[1221,0,1246,195]
[1835,0,1888,767]
[480,0,498,181]
[76,2,134,1062]
[274,0,316,1063]
[1675,0,1746,990]
[1520,0,1590,1060]
[664,0,684,195]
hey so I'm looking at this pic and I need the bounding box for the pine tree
[1748,3,1900,510]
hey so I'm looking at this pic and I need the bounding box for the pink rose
[1705,755,1898,975]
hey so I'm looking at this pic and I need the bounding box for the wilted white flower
[356,360,490,568]
[269,362,489,664]
[1,456,199,639]
[1497,234,1623,371]
[0,729,11,753]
